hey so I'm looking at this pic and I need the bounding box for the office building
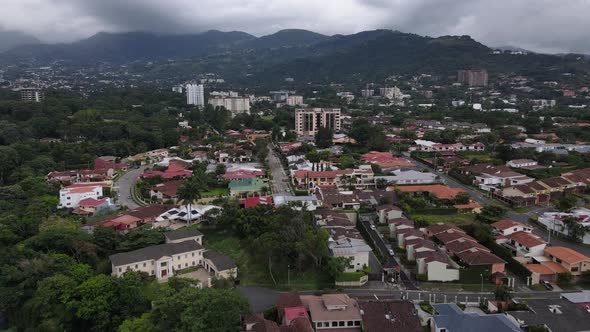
[209,97,251,116]
[360,89,374,97]
[286,95,304,106]
[295,108,341,138]
[379,87,402,100]
[20,88,44,102]
[457,69,488,87]
[186,84,205,106]
[270,90,289,102]
[172,86,183,93]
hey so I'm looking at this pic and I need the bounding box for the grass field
[200,228,333,290]
[409,212,476,225]
[201,187,229,198]
[457,152,495,163]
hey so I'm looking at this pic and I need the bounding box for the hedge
[485,242,531,279]
[335,272,366,282]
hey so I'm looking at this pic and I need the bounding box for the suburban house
[416,251,460,282]
[423,223,466,238]
[463,164,534,191]
[360,151,415,171]
[329,237,371,272]
[58,182,109,209]
[455,248,507,276]
[498,175,586,207]
[292,165,375,190]
[393,184,465,201]
[203,250,238,279]
[155,205,221,225]
[507,159,539,169]
[73,197,115,216]
[273,194,321,210]
[300,294,363,331]
[543,246,590,276]
[141,159,192,180]
[149,180,185,201]
[388,218,414,238]
[496,231,546,260]
[109,229,206,280]
[525,260,569,285]
[109,229,237,282]
[223,168,265,180]
[99,204,176,231]
[429,303,521,332]
[537,208,590,244]
[491,219,533,237]
[314,187,396,210]
[405,238,436,261]
[358,300,421,332]
[376,205,403,224]
[375,169,438,185]
[410,140,485,152]
[397,229,425,248]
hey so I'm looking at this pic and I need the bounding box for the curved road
[114,165,148,209]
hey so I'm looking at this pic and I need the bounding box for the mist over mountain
[0,30,40,52]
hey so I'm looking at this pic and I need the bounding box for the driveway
[114,165,147,209]
[267,145,292,195]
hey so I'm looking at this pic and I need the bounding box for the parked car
[370,224,376,230]
[388,249,395,256]
[540,280,553,290]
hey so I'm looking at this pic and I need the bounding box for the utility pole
[287,264,290,288]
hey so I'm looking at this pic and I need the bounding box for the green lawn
[201,187,229,198]
[409,213,476,225]
[457,152,495,163]
[261,115,274,121]
[200,228,333,290]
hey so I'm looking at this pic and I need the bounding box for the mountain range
[2,29,589,83]
[0,30,40,52]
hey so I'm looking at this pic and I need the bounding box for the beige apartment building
[295,108,341,139]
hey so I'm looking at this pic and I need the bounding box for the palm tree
[177,176,205,225]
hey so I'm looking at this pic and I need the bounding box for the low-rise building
[497,231,546,259]
[58,182,108,209]
[507,159,539,168]
[375,170,438,185]
[491,220,533,237]
[300,294,362,331]
[228,178,269,197]
[416,251,460,282]
[376,205,403,224]
[544,246,590,276]
[358,300,421,332]
[430,303,521,332]
[329,237,371,272]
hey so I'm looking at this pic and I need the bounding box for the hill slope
[0,30,40,52]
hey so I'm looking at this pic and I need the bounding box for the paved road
[114,166,147,209]
[358,214,418,290]
[239,285,573,311]
[411,157,590,256]
[267,145,292,195]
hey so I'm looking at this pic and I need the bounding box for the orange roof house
[394,184,465,200]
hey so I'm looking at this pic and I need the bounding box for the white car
[388,249,395,256]
[370,224,376,230]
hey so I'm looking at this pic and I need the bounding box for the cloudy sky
[2,0,590,53]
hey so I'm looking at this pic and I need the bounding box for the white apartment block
[186,83,205,106]
[329,237,371,272]
[286,95,304,106]
[295,108,341,138]
[209,97,251,116]
[58,182,106,209]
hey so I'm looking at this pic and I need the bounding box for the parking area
[176,268,213,287]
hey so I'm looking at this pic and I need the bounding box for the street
[358,214,418,290]
[114,165,147,209]
[411,157,590,256]
[267,145,292,195]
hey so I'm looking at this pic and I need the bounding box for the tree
[177,176,206,225]
[326,257,352,278]
[315,127,333,149]
[118,313,156,332]
[453,192,471,205]
[0,146,19,184]
[305,150,320,171]
[68,274,119,331]
[557,272,573,286]
[494,285,513,301]
[556,195,577,212]
[477,205,507,224]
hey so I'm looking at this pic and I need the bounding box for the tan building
[110,229,237,281]
[457,69,488,86]
[544,246,590,276]
[295,108,341,138]
[208,96,251,116]
[300,294,362,331]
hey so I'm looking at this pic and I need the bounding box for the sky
[1,0,590,54]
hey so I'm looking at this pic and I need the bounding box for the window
[134,264,138,268]
[143,263,146,267]
[177,256,181,260]
[161,262,167,267]
[185,263,188,267]
[118,268,121,272]
[332,322,338,327]
[572,267,579,272]
[339,321,344,327]
[150,270,154,275]
[192,261,195,266]
[347,321,353,326]
[192,253,195,257]
[354,321,361,326]
[178,264,181,269]
[185,254,188,258]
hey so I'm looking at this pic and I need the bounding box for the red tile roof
[456,248,506,266]
[491,219,528,231]
[395,185,465,200]
[544,246,590,264]
[79,198,110,207]
[506,231,546,248]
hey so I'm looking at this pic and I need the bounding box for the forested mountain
[2,28,590,83]
[0,30,40,52]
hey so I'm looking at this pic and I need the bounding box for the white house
[110,229,206,280]
[491,219,533,236]
[538,208,590,244]
[416,251,459,282]
[496,231,546,259]
[273,194,320,211]
[405,238,436,261]
[507,159,538,168]
[155,205,221,225]
[376,205,403,224]
[58,182,107,209]
[329,237,371,272]
[375,170,438,185]
[388,218,414,238]
[397,229,424,248]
